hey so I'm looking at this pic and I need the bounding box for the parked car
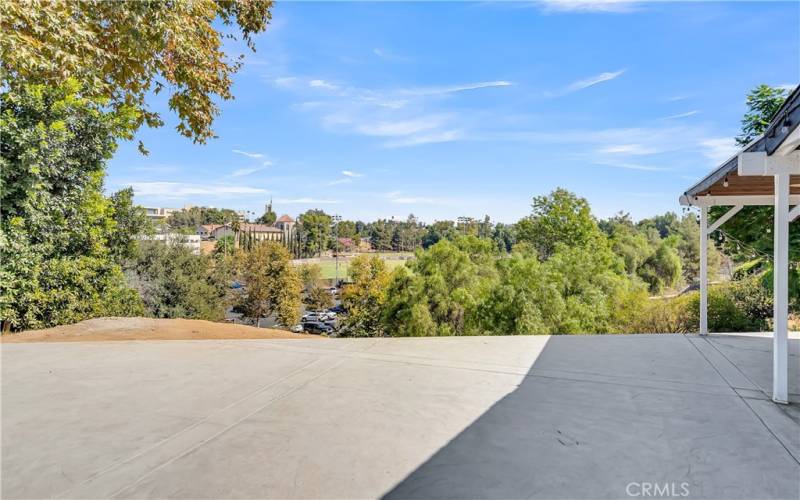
[319,311,337,322]
[328,287,339,295]
[304,310,337,323]
[302,311,323,322]
[302,321,335,335]
[328,305,345,314]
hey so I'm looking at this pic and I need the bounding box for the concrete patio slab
[2,334,798,499]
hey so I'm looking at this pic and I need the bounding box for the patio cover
[680,84,799,403]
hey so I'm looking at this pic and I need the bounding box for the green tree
[0,80,143,330]
[298,263,333,311]
[1,0,274,144]
[167,206,241,229]
[491,223,516,253]
[515,188,606,260]
[108,187,152,264]
[421,220,457,248]
[637,242,682,294]
[540,244,626,333]
[129,241,229,321]
[736,85,791,146]
[475,255,564,335]
[214,235,235,256]
[341,256,391,337]
[236,242,301,326]
[382,240,486,336]
[298,209,332,256]
[368,219,394,251]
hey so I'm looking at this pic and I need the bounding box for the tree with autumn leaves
[1,0,275,330]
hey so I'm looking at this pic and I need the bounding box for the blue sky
[106,0,799,223]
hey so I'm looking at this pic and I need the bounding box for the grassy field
[299,253,414,281]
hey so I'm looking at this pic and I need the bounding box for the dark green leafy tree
[368,219,394,251]
[129,241,229,320]
[736,85,791,146]
[637,242,682,294]
[421,220,458,248]
[298,209,332,256]
[108,187,152,264]
[0,80,143,330]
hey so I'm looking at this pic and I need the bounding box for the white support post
[699,206,709,336]
[773,173,790,404]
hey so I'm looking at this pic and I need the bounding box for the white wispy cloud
[662,110,700,120]
[537,0,640,13]
[700,138,738,165]
[309,79,339,91]
[273,77,300,88]
[130,182,268,198]
[373,48,411,62]
[480,125,737,167]
[384,130,463,148]
[274,76,511,147]
[275,197,341,204]
[597,143,661,155]
[356,116,447,137]
[401,81,514,96]
[231,164,271,177]
[232,149,266,159]
[557,70,625,95]
[593,161,667,172]
[342,170,362,178]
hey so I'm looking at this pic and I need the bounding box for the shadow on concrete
[382,335,800,500]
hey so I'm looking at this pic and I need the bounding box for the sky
[106,0,800,224]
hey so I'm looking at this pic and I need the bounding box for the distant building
[197,224,223,240]
[275,214,295,232]
[143,207,179,221]
[211,223,284,242]
[140,234,201,255]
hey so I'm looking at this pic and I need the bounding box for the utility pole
[332,214,341,285]
[457,216,469,235]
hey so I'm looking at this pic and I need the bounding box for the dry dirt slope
[0,317,318,343]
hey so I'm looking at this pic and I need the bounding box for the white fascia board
[738,152,800,176]
[681,194,800,207]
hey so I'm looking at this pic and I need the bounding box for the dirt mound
[0,317,318,343]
